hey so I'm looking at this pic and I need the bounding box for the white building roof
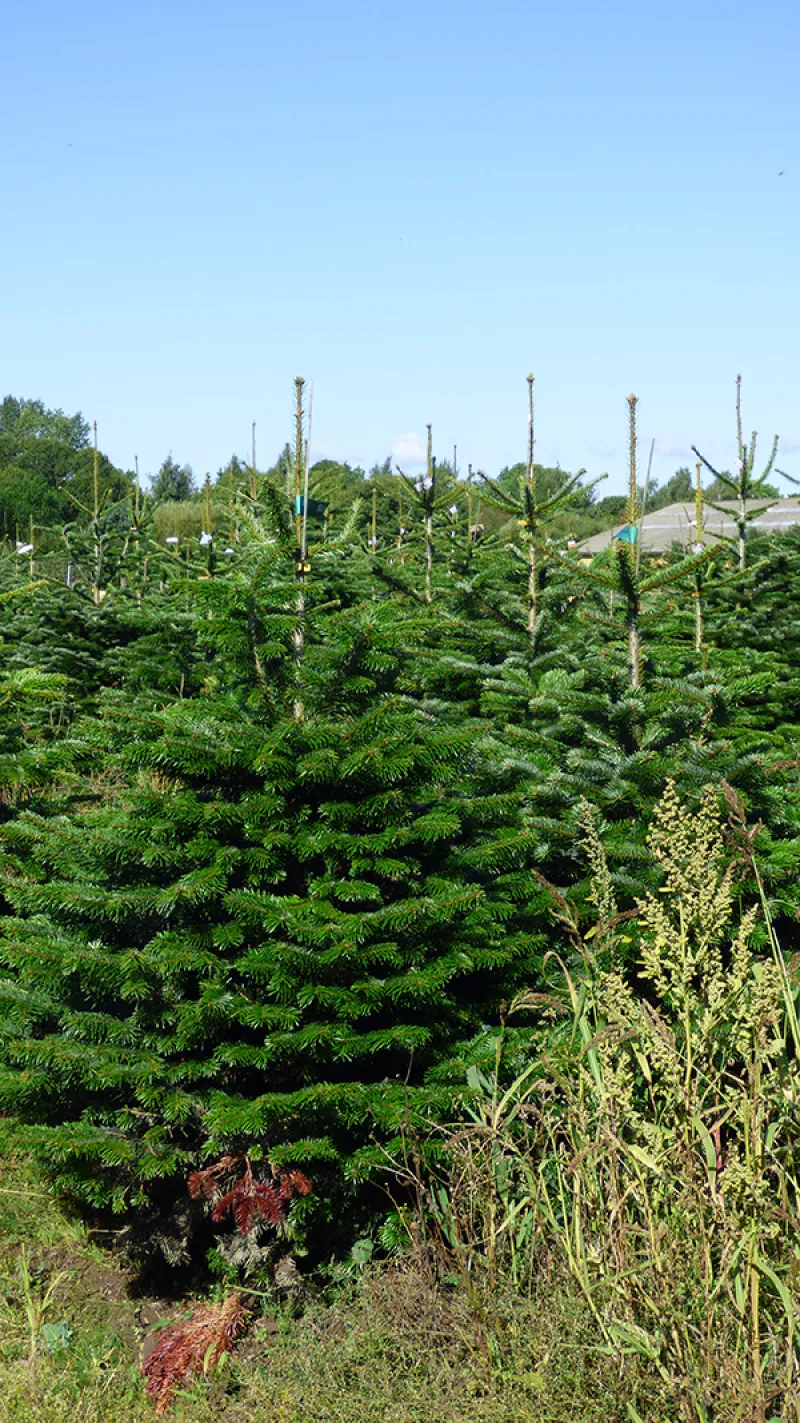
[579,499,800,556]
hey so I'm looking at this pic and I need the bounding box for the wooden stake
[92,420,102,605]
[293,378,306,720]
[694,461,705,653]
[526,373,537,640]
[626,396,641,689]
[424,424,434,603]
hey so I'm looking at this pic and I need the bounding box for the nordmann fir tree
[481,629,800,932]
[708,526,800,663]
[473,400,800,949]
[369,383,603,725]
[692,373,780,573]
[0,581,74,818]
[386,423,458,605]
[358,394,800,943]
[0,495,197,831]
[0,472,550,1261]
[0,493,206,727]
[568,396,719,692]
[474,374,599,645]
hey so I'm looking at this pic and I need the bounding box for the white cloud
[389,431,426,469]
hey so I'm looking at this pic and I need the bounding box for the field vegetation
[0,380,798,1420]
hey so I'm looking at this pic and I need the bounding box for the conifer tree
[473,374,598,644]
[0,508,548,1257]
[692,373,780,572]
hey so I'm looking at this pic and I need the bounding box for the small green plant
[1,1244,70,1364]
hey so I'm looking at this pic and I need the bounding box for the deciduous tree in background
[0,395,90,450]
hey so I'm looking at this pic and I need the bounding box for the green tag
[294,496,328,518]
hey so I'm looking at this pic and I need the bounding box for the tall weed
[403,782,800,1422]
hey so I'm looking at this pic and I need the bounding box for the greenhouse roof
[579,498,800,556]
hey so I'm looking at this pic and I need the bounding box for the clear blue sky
[3,0,799,495]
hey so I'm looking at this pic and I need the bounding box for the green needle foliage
[0,514,547,1260]
[692,373,780,573]
[0,376,799,1375]
[475,375,599,643]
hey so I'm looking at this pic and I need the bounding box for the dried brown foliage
[188,1156,312,1235]
[140,1159,313,1411]
[142,1293,249,1414]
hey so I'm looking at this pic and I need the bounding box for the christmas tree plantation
[0,429,799,1266]
[0,528,548,1258]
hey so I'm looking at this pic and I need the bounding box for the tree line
[6,392,779,553]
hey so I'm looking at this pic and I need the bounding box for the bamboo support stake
[133,456,143,599]
[636,437,655,576]
[626,395,641,690]
[526,373,537,641]
[424,424,434,603]
[694,461,705,654]
[203,473,213,574]
[93,421,99,522]
[735,374,747,572]
[203,472,212,533]
[293,378,307,721]
[92,420,103,605]
[293,380,304,549]
[468,464,482,535]
[626,395,638,526]
[302,380,313,563]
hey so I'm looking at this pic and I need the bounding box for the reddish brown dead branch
[142,1293,249,1415]
[142,1157,312,1411]
[188,1155,312,1235]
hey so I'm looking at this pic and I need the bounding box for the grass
[0,787,797,1421]
[391,785,800,1423]
[0,1149,679,1423]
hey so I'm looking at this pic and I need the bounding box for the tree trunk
[627,594,641,689]
[527,542,537,641]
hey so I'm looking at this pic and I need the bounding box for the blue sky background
[3,0,798,494]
